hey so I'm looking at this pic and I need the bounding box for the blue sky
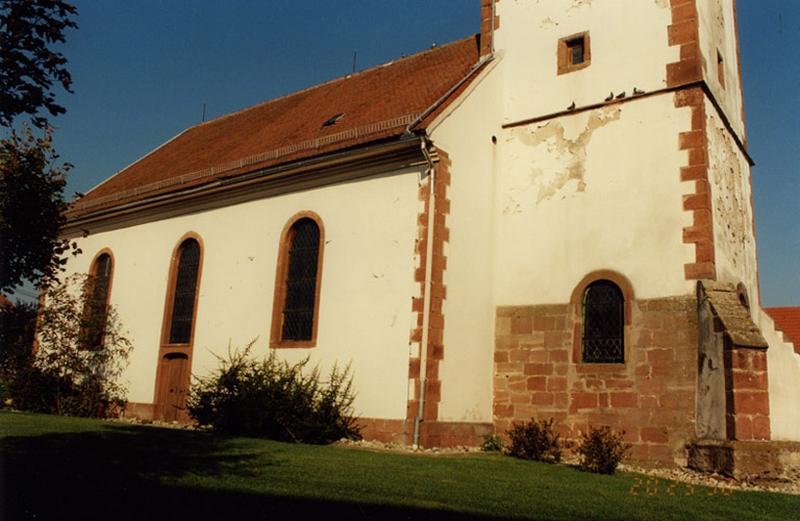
[36,1,799,306]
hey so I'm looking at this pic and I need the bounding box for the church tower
[418,0,796,470]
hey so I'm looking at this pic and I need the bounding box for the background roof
[764,307,800,352]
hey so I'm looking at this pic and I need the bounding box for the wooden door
[158,353,189,422]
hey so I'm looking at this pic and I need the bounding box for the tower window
[717,50,725,89]
[558,32,591,75]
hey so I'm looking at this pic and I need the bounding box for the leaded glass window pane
[169,239,200,344]
[84,253,112,349]
[567,38,585,65]
[281,219,320,341]
[582,280,624,363]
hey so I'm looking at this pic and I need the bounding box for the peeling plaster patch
[540,17,559,28]
[568,0,591,10]
[502,195,522,215]
[708,115,752,272]
[712,0,725,35]
[515,106,622,202]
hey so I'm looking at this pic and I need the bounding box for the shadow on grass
[1,423,514,521]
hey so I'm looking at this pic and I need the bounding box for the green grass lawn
[1,411,797,520]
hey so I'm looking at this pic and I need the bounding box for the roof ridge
[79,127,192,200]
[187,35,476,131]
[70,113,420,212]
[71,33,482,216]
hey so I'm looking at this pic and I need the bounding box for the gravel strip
[336,439,800,495]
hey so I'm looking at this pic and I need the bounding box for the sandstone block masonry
[494,297,698,467]
[726,347,770,441]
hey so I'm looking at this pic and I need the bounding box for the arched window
[582,280,624,363]
[166,238,202,345]
[271,214,324,347]
[82,251,114,349]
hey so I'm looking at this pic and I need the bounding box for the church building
[60,0,800,471]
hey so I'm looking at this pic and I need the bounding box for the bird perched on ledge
[604,92,614,102]
[566,101,576,110]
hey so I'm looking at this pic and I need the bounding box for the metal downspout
[413,139,436,448]
[409,5,496,445]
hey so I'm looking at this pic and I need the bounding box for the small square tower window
[558,32,591,75]
[716,50,726,89]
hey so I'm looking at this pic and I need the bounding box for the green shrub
[576,425,631,474]
[188,339,361,444]
[505,418,563,463]
[29,274,131,417]
[0,300,38,409]
[481,433,504,452]
[3,363,61,412]
[1,312,65,414]
[1,275,132,417]
[0,301,37,372]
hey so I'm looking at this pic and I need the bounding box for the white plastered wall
[428,61,503,423]
[495,0,676,125]
[425,65,699,422]
[60,170,423,420]
[759,310,800,440]
[696,0,746,140]
[495,92,696,305]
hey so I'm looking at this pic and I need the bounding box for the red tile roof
[69,35,482,217]
[765,307,800,354]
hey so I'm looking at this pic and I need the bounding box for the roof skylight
[322,113,344,127]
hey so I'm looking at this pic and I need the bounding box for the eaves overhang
[62,134,427,238]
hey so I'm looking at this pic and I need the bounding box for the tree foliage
[0,127,79,293]
[1,1,80,294]
[0,0,78,128]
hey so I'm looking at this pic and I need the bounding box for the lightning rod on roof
[352,50,357,73]
[202,103,207,123]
